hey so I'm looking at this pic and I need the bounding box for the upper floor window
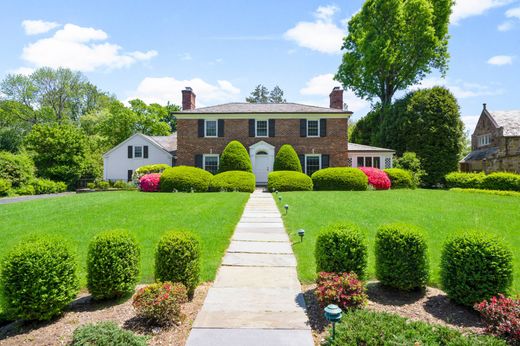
[203,154,219,175]
[256,120,268,137]
[205,120,218,137]
[134,146,143,158]
[478,134,491,147]
[307,120,320,137]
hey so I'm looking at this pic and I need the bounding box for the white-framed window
[307,120,320,137]
[305,154,321,176]
[255,120,268,137]
[478,134,491,147]
[203,154,219,174]
[356,156,381,168]
[134,146,143,158]
[205,120,218,137]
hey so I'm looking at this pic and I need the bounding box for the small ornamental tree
[273,144,302,172]
[218,140,252,173]
[358,167,391,190]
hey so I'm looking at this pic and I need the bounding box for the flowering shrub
[139,173,161,192]
[358,167,391,190]
[474,295,520,343]
[315,272,367,310]
[132,282,188,326]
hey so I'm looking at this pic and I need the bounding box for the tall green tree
[269,86,286,103]
[0,101,35,152]
[246,85,287,103]
[335,0,452,106]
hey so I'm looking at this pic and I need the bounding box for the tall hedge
[218,140,252,173]
[273,144,302,172]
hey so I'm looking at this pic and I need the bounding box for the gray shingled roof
[144,134,177,153]
[348,143,395,152]
[489,110,520,136]
[177,102,350,114]
[461,146,498,162]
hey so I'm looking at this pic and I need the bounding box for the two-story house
[460,104,520,173]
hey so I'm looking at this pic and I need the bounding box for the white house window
[205,120,218,137]
[305,154,321,176]
[356,156,381,168]
[203,154,219,174]
[478,134,491,147]
[256,120,268,137]
[307,120,320,137]
[134,146,143,158]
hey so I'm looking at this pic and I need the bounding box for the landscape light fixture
[284,204,289,214]
[297,229,305,242]
[324,304,342,340]
[278,195,282,202]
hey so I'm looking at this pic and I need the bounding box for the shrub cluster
[358,167,391,190]
[273,144,302,172]
[159,166,212,192]
[0,151,35,188]
[96,181,110,190]
[13,184,35,195]
[155,231,201,298]
[312,167,368,191]
[481,172,520,192]
[0,236,79,320]
[71,321,148,346]
[209,171,255,192]
[474,294,520,343]
[267,171,313,192]
[139,173,161,192]
[315,223,368,279]
[375,224,429,290]
[132,163,170,183]
[383,168,414,189]
[315,272,367,310]
[218,140,252,173]
[87,230,140,300]
[31,178,67,195]
[440,232,513,306]
[133,282,188,326]
[0,178,11,196]
[445,172,484,189]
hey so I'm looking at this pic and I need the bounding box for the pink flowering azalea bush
[315,272,367,310]
[358,167,391,190]
[474,294,520,343]
[139,173,161,192]
[132,281,188,326]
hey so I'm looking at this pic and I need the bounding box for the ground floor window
[203,154,219,174]
[356,156,381,169]
[305,154,321,176]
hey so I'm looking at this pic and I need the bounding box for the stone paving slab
[186,328,313,346]
[227,240,293,254]
[237,222,285,228]
[232,231,289,242]
[192,311,311,329]
[213,266,299,289]
[240,218,283,224]
[240,213,281,218]
[222,252,297,267]
[234,227,287,235]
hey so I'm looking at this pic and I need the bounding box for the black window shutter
[128,145,133,158]
[127,170,133,182]
[300,119,307,137]
[195,154,203,168]
[321,154,330,169]
[218,119,224,137]
[143,145,149,158]
[248,119,255,137]
[268,119,275,137]
[320,119,327,137]
[298,154,305,172]
[198,119,205,137]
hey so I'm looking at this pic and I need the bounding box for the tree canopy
[246,84,287,103]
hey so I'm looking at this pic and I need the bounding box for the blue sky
[1,0,519,133]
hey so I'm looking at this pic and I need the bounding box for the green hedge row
[445,171,520,191]
[209,171,255,192]
[267,171,313,191]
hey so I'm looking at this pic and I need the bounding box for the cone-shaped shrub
[273,144,302,172]
[218,140,252,173]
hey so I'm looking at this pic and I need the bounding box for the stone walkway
[186,190,313,346]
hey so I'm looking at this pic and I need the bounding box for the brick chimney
[329,87,343,110]
[182,87,196,110]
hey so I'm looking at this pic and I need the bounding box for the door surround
[249,141,275,185]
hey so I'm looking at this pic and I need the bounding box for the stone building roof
[176,102,351,114]
[488,110,520,137]
[460,146,498,162]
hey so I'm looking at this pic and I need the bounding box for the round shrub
[209,171,255,192]
[31,178,67,195]
[87,230,140,300]
[0,236,79,320]
[273,144,302,172]
[0,178,11,196]
[315,223,368,279]
[375,224,429,290]
[315,272,367,310]
[384,168,414,189]
[71,321,148,346]
[267,171,313,192]
[445,172,484,189]
[159,166,212,192]
[358,167,391,190]
[0,151,35,188]
[218,140,252,173]
[440,232,513,306]
[481,172,520,192]
[13,184,35,196]
[312,167,368,191]
[139,173,161,192]
[155,231,201,298]
[133,282,188,326]
[132,163,170,183]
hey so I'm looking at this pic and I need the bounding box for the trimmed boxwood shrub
[481,172,520,192]
[0,236,79,320]
[155,231,201,298]
[218,140,252,173]
[445,172,484,189]
[273,144,302,172]
[159,166,212,192]
[71,321,148,346]
[440,232,513,306]
[267,171,313,191]
[315,223,368,279]
[375,224,429,290]
[87,230,140,300]
[31,178,67,195]
[209,171,255,192]
[0,178,11,196]
[384,168,414,189]
[312,167,368,191]
[0,151,35,188]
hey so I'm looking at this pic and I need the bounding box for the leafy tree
[393,152,425,186]
[335,0,452,106]
[269,86,286,103]
[246,84,286,103]
[0,101,35,152]
[128,99,172,135]
[349,107,385,145]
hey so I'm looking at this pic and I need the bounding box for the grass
[276,189,520,293]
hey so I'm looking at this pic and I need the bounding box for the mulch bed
[0,282,210,346]
[302,281,487,345]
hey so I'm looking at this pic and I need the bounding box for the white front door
[253,152,272,184]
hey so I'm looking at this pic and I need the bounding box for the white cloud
[20,23,157,72]
[22,20,60,35]
[498,20,515,31]
[462,115,480,133]
[127,77,241,107]
[506,6,520,18]
[284,5,346,54]
[451,0,514,24]
[411,77,504,99]
[487,55,514,65]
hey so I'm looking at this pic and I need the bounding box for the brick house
[460,104,520,173]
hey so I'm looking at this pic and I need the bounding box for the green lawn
[276,189,520,293]
[0,191,249,284]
